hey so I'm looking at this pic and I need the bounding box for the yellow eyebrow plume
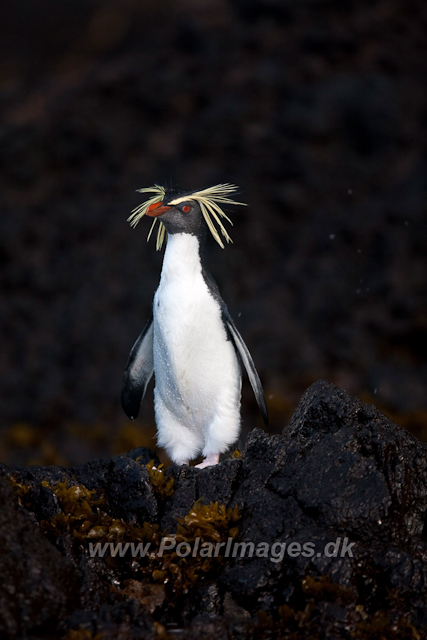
[128,183,246,250]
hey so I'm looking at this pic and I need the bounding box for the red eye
[182,205,191,213]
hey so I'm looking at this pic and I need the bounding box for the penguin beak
[146,202,172,217]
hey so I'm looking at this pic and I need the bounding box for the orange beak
[146,201,172,217]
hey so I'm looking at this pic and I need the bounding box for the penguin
[121,183,268,468]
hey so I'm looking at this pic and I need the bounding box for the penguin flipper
[121,315,154,420]
[224,312,269,426]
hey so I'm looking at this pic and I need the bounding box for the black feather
[121,315,154,420]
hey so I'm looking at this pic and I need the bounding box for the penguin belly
[152,235,241,463]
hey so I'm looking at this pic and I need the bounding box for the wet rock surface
[1,381,426,638]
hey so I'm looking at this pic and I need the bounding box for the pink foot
[195,454,220,469]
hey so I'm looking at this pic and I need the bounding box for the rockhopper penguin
[121,184,268,468]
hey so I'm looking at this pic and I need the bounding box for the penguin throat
[161,234,205,282]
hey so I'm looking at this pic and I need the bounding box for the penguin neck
[160,233,206,283]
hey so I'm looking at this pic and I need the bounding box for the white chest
[152,234,239,416]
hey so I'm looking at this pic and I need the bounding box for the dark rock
[282,380,427,551]
[160,458,241,531]
[0,477,78,638]
[1,447,159,525]
[1,382,427,637]
[123,446,160,466]
[26,483,61,521]
[160,465,199,532]
[101,453,158,524]
[63,600,155,639]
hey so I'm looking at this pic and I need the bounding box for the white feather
[152,234,241,464]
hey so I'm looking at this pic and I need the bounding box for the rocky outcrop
[1,381,426,638]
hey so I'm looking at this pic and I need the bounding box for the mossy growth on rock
[144,459,174,499]
[7,475,30,506]
[249,575,357,638]
[301,574,355,604]
[40,477,160,545]
[145,499,241,596]
[41,479,105,540]
[23,471,241,602]
[250,575,420,640]
[113,499,241,599]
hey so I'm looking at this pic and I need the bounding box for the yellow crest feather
[128,183,246,250]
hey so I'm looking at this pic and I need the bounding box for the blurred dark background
[1,0,426,466]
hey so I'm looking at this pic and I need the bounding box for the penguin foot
[195,454,220,469]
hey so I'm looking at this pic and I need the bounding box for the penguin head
[145,193,206,238]
[128,183,246,250]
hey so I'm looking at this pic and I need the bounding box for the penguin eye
[182,204,191,213]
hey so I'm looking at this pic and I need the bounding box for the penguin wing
[223,311,269,426]
[121,315,154,420]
